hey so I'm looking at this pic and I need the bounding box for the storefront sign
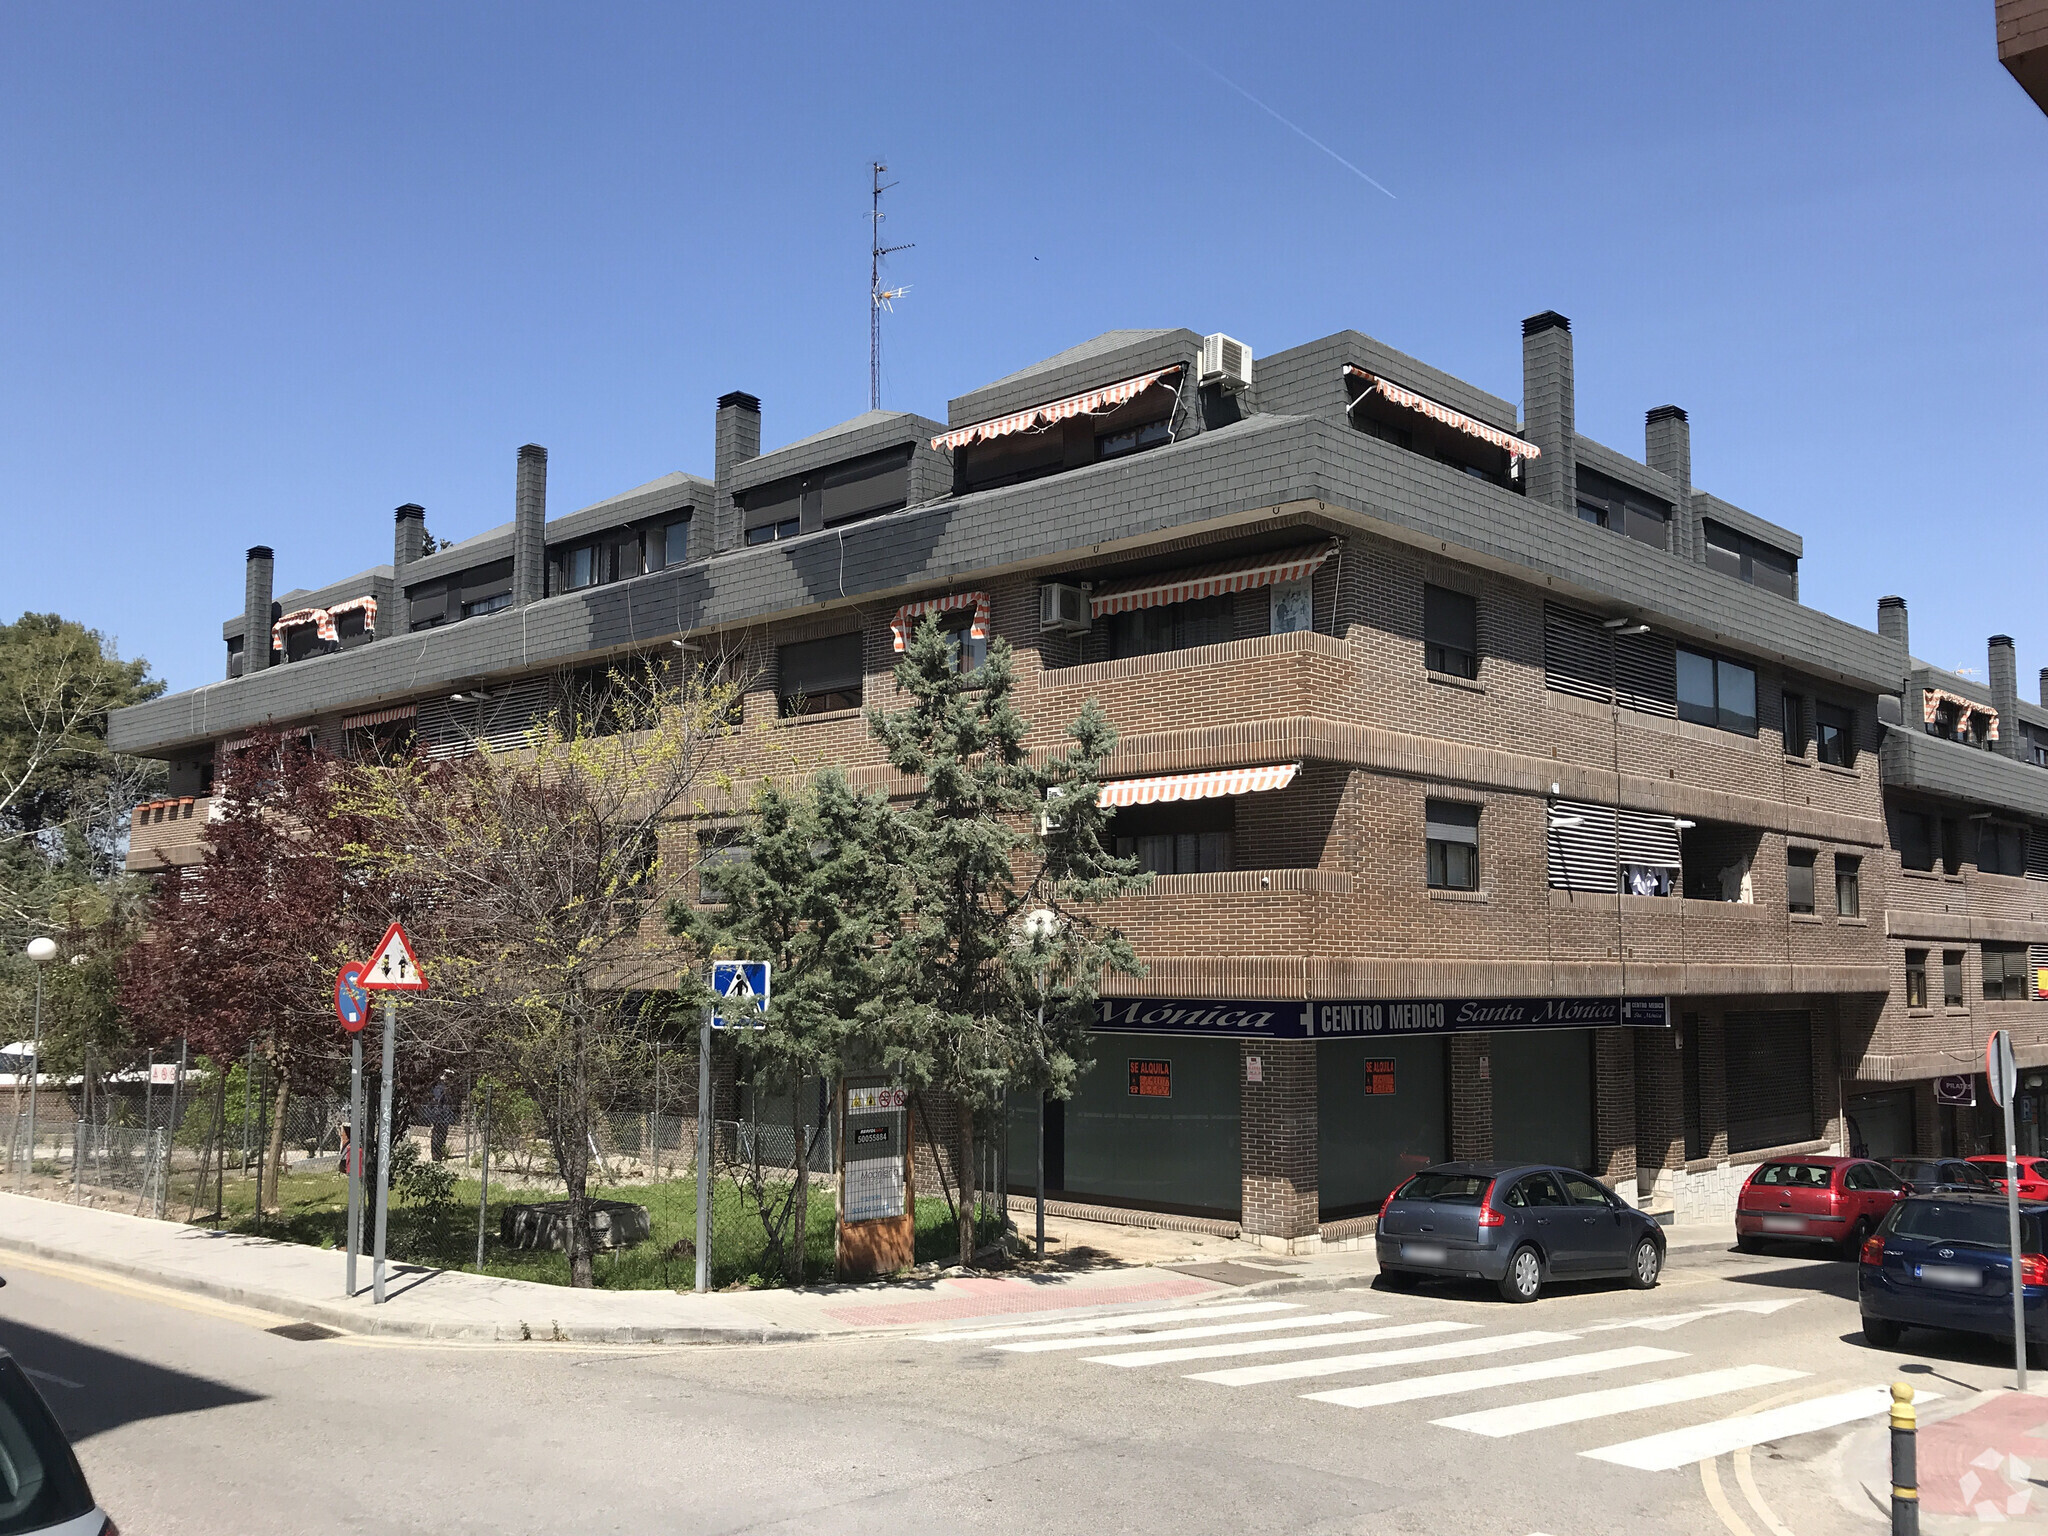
[1935,1075,1976,1108]
[1128,1059,1172,1098]
[1363,1059,1396,1095]
[1096,995,1669,1039]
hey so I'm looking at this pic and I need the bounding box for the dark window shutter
[1614,630,1677,717]
[1547,799,1618,891]
[1544,605,1612,703]
[1723,1011,1815,1154]
[778,633,864,702]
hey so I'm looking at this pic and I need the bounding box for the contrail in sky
[1168,42,1396,200]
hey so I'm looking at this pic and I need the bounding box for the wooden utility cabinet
[836,1076,914,1279]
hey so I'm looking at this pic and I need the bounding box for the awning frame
[1088,544,1338,620]
[932,366,1183,453]
[1344,366,1542,462]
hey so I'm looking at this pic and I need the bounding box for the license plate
[1915,1264,1983,1289]
[1403,1243,1448,1264]
[1762,1215,1807,1233]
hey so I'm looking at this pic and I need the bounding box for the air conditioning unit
[1040,583,1091,634]
[1201,333,1253,393]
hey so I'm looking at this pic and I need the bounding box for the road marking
[1583,1385,1941,1472]
[1305,1346,1685,1410]
[1189,1329,1578,1387]
[1580,1298,1803,1333]
[1733,1444,1797,1536]
[0,1250,300,1331]
[1700,1454,1757,1536]
[1432,1364,1808,1437]
[1086,1320,1473,1367]
[23,1367,82,1390]
[916,1301,1297,1342]
[996,1310,1380,1354]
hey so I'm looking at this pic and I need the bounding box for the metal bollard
[1891,1380,1919,1536]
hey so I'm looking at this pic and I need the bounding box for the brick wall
[1240,1040,1317,1242]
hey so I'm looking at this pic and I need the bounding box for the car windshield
[1396,1172,1493,1205]
[0,1359,94,1535]
[1889,1201,2045,1251]
[1753,1162,1831,1188]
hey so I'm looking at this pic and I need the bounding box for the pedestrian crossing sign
[360,921,429,991]
[710,960,770,1029]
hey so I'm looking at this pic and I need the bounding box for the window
[1424,585,1478,679]
[1703,519,1798,598]
[1097,419,1172,459]
[1787,848,1816,914]
[938,610,988,675]
[1836,855,1861,917]
[1894,808,1936,872]
[1425,800,1480,890]
[1562,1173,1614,1208]
[777,633,864,717]
[1782,693,1807,757]
[742,477,804,545]
[462,592,512,619]
[1815,703,1854,767]
[1984,943,2032,1001]
[1978,821,2026,877]
[1107,594,1234,660]
[1112,799,1233,875]
[566,546,599,589]
[1575,470,1671,550]
[1676,647,1758,734]
[611,533,645,580]
[1943,950,1966,1008]
[653,516,691,569]
[2026,724,2048,768]
[1905,950,1928,1009]
[1503,1172,1567,1207]
[819,448,911,527]
[697,830,750,904]
[336,608,373,647]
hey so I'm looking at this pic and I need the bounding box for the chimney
[390,503,425,636]
[713,391,761,553]
[243,546,274,675]
[1645,406,1693,560]
[1521,312,1576,513]
[513,445,547,607]
[1990,635,2019,758]
[1877,596,1909,660]
[2040,667,2047,709]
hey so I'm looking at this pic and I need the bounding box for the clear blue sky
[3,4,2042,696]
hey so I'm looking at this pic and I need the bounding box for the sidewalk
[1844,1386,2048,1532]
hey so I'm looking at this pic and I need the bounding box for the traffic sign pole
[372,996,397,1305]
[1991,1029,2026,1390]
[346,1034,363,1297]
[695,1003,712,1294]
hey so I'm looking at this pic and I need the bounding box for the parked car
[1734,1156,1904,1257]
[0,1345,113,1534]
[1859,1193,2048,1365]
[1374,1162,1665,1303]
[1882,1156,1994,1195]
[1966,1155,2048,1199]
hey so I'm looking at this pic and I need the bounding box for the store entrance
[1492,1029,1595,1172]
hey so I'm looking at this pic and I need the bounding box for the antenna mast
[869,161,912,412]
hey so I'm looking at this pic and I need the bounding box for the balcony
[1881,725,2048,822]
[127,797,212,873]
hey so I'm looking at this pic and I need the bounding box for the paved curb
[0,1229,818,1346]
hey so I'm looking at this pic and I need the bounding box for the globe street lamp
[19,937,57,1191]
[1016,908,1061,1259]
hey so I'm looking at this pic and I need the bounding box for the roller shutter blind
[417,675,555,760]
[1613,629,1677,717]
[2027,827,2048,883]
[1544,604,1611,703]
[778,633,864,710]
[1548,800,1683,890]
[1723,1010,1815,1154]
[819,449,912,525]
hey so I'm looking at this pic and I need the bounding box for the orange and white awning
[1099,763,1300,808]
[1345,366,1541,461]
[891,590,991,653]
[328,595,379,633]
[1090,546,1335,619]
[1923,686,2000,741]
[342,703,416,732]
[272,607,338,647]
[931,368,1180,453]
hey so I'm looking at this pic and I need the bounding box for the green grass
[192,1165,999,1289]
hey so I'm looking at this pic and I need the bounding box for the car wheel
[1498,1245,1543,1303]
[1628,1237,1662,1290]
[1734,1234,1762,1254]
[1839,1218,1871,1261]
[1862,1315,1901,1348]
[1376,1269,1419,1292]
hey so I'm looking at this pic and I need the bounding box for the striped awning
[342,703,417,732]
[1090,545,1335,619]
[891,591,990,653]
[272,607,338,646]
[1100,762,1300,808]
[932,368,1180,452]
[328,595,379,633]
[1345,367,1542,461]
[1922,686,1999,742]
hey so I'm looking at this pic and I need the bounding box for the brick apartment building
[110,310,2048,1249]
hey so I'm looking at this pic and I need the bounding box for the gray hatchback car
[1374,1162,1666,1302]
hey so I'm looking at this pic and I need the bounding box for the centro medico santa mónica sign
[1095,995,1669,1039]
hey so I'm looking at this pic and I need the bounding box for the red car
[1734,1155,1904,1257]
[1968,1154,2048,1199]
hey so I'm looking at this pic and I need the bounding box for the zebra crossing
[917,1293,1919,1472]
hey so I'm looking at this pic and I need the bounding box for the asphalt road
[0,1239,2021,1535]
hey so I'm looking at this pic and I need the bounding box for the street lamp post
[1018,908,1061,1261]
[19,937,58,1192]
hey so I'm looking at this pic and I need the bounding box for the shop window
[1905,951,1928,1010]
[1836,855,1861,918]
[1978,821,2027,877]
[1424,585,1478,679]
[1943,950,1966,1008]
[1425,800,1480,890]
[1782,693,1807,757]
[1676,647,1758,735]
[1786,848,1816,914]
[777,633,864,717]
[1112,799,1233,876]
[1984,943,2032,1002]
[1815,703,1855,767]
[1107,594,1234,660]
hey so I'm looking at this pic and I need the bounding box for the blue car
[1858,1192,2048,1364]
[1374,1161,1666,1303]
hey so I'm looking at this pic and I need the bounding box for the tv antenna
[869,161,912,412]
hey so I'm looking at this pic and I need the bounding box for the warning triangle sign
[360,921,429,991]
